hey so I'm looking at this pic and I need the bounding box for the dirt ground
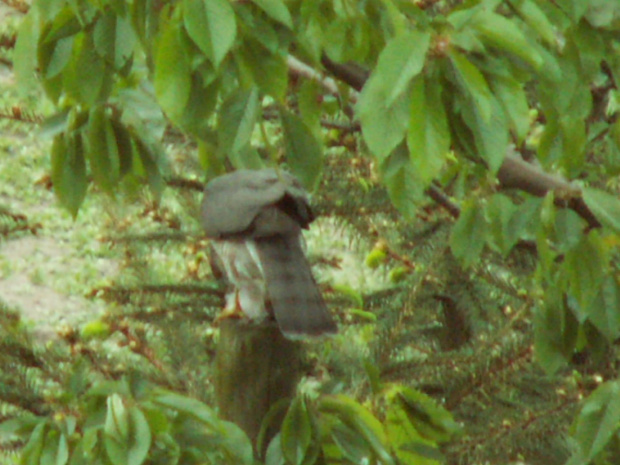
[0,5,116,339]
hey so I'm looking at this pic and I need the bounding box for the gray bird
[201,168,337,339]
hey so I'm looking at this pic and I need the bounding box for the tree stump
[214,319,301,458]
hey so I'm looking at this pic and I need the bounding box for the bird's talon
[213,306,245,325]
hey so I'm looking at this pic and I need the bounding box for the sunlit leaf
[51,132,87,218]
[471,10,542,69]
[236,39,288,100]
[87,106,119,194]
[320,395,395,465]
[407,76,450,185]
[280,109,323,190]
[127,407,151,465]
[382,31,431,106]
[534,294,578,374]
[509,0,556,46]
[218,87,260,155]
[583,187,620,234]
[564,232,608,319]
[381,143,424,218]
[183,0,236,67]
[14,11,40,94]
[265,434,286,465]
[449,199,487,267]
[357,30,430,159]
[65,32,107,106]
[330,421,374,464]
[588,276,620,342]
[20,421,48,465]
[281,398,314,465]
[252,0,293,28]
[571,380,620,463]
[448,50,493,121]
[133,135,164,200]
[490,74,530,143]
[154,17,191,119]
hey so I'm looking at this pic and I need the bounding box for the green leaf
[330,421,374,464]
[133,135,164,200]
[381,31,431,106]
[154,17,192,120]
[389,386,462,444]
[461,93,508,174]
[42,35,74,80]
[65,32,107,106]
[470,10,542,69]
[588,276,620,342]
[218,87,260,155]
[486,194,519,255]
[176,73,220,138]
[358,81,410,161]
[583,187,620,234]
[357,30,430,159]
[109,119,134,177]
[40,6,81,44]
[564,232,608,319]
[320,396,395,465]
[281,398,314,465]
[104,396,130,465]
[490,74,530,143]
[154,393,219,429]
[228,145,265,170]
[407,76,450,185]
[571,380,620,462]
[51,132,87,218]
[280,109,323,190]
[505,197,542,250]
[105,394,129,443]
[449,199,487,267]
[534,294,578,374]
[298,80,322,137]
[21,421,48,465]
[56,432,69,465]
[332,284,364,308]
[381,143,424,218]
[127,407,151,465]
[94,11,136,70]
[183,0,236,67]
[40,429,68,465]
[265,434,286,465]
[219,420,254,465]
[236,39,288,100]
[448,50,493,121]
[560,117,586,177]
[385,404,441,465]
[14,11,40,95]
[87,106,119,194]
[40,110,70,139]
[509,0,556,46]
[252,0,293,28]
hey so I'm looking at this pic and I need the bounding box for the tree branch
[498,151,601,229]
[315,57,602,229]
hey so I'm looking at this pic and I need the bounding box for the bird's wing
[201,168,310,238]
[254,234,337,338]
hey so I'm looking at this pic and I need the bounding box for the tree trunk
[214,319,301,458]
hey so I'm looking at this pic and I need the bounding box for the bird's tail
[254,235,337,339]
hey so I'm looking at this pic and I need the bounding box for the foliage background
[2,0,620,464]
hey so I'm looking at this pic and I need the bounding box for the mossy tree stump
[215,319,301,458]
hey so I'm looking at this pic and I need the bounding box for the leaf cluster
[4,0,620,464]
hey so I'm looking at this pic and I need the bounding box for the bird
[200,168,337,339]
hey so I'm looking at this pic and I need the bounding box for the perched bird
[201,168,337,339]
